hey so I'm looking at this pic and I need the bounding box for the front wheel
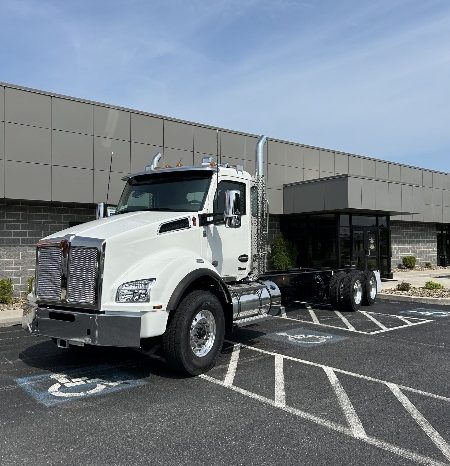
[162,290,225,376]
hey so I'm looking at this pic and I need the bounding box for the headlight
[116,279,156,303]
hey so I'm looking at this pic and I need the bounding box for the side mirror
[96,202,116,219]
[224,190,241,228]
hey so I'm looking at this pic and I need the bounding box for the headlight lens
[116,279,155,303]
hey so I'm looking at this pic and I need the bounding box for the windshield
[116,171,212,214]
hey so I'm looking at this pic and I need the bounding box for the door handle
[238,254,249,263]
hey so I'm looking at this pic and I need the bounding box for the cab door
[205,178,250,280]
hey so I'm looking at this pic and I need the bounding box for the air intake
[158,218,190,234]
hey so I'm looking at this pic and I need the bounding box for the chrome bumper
[23,305,141,348]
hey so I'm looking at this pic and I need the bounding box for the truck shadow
[19,341,185,381]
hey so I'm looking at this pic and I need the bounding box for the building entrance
[352,227,378,271]
[437,225,450,266]
[279,213,391,278]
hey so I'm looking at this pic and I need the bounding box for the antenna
[106,151,114,205]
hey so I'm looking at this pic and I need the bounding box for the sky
[1,0,450,171]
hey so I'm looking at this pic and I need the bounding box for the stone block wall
[0,199,95,296]
[391,220,437,267]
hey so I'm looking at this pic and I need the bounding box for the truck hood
[45,211,193,241]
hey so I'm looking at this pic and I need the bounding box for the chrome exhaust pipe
[255,135,267,177]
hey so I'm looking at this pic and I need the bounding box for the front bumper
[23,305,145,348]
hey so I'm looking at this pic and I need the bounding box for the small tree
[271,234,298,270]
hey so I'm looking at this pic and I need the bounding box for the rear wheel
[341,271,364,312]
[329,271,346,309]
[162,290,225,376]
[362,271,377,306]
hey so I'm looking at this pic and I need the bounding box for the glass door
[352,226,378,271]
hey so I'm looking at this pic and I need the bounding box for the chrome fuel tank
[228,280,281,320]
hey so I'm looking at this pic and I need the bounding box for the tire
[341,271,364,312]
[162,290,225,376]
[362,271,377,306]
[329,271,347,309]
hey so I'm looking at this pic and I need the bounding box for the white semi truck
[23,136,380,375]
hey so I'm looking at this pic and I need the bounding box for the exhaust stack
[253,135,268,277]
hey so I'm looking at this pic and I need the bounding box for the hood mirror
[224,190,241,228]
[96,202,117,219]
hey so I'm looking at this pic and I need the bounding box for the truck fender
[166,268,233,329]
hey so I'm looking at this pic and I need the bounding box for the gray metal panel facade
[1,81,449,221]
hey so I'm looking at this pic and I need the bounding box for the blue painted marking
[264,326,347,347]
[16,365,147,407]
[400,308,450,318]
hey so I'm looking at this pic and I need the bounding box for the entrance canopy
[283,175,422,216]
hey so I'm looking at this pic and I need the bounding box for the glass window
[116,171,212,214]
[214,180,246,215]
[352,215,377,227]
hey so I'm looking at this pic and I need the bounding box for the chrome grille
[67,247,99,305]
[37,247,62,301]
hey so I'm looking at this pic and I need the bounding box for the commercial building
[1,82,449,294]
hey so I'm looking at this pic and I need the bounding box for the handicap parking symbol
[264,327,347,347]
[16,365,146,406]
[400,308,450,318]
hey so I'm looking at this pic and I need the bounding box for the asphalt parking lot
[0,300,449,466]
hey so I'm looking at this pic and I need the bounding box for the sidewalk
[0,308,23,327]
[382,268,450,290]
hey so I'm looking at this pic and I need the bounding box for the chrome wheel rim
[353,280,363,305]
[369,277,377,300]
[190,309,216,357]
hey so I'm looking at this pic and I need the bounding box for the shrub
[397,282,411,292]
[402,256,416,269]
[0,278,14,304]
[271,234,298,270]
[425,262,433,269]
[26,277,34,295]
[424,281,444,290]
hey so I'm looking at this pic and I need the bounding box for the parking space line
[306,304,320,324]
[202,342,450,466]
[274,354,285,407]
[224,343,241,387]
[386,383,450,462]
[272,309,433,335]
[323,366,367,439]
[334,311,357,331]
[359,310,388,330]
[225,341,450,403]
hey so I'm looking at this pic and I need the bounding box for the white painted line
[224,340,450,403]
[323,366,367,439]
[386,383,450,462]
[359,310,388,330]
[223,344,241,387]
[334,311,356,331]
[273,313,432,335]
[368,320,431,335]
[200,375,448,466]
[395,315,421,325]
[306,304,320,324]
[274,354,285,407]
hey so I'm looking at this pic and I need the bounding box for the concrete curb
[0,309,23,328]
[378,293,450,305]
